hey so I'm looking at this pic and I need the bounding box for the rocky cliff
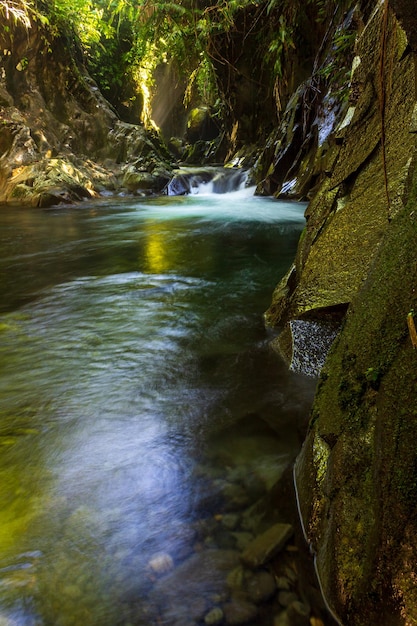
[0,16,173,206]
[263,1,417,622]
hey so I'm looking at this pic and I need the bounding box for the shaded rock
[226,565,246,593]
[275,576,292,591]
[241,523,293,568]
[212,528,237,551]
[230,532,254,551]
[278,591,299,608]
[241,472,266,501]
[204,607,224,625]
[287,600,311,626]
[186,106,220,144]
[219,481,251,512]
[222,598,258,625]
[273,611,291,626]
[246,570,277,604]
[221,514,240,531]
[148,549,239,623]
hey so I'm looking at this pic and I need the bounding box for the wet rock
[223,597,258,625]
[241,472,266,501]
[149,549,239,623]
[186,106,219,144]
[275,576,292,591]
[219,481,251,511]
[273,610,291,626]
[221,514,240,531]
[121,167,156,192]
[204,607,224,625]
[230,532,253,551]
[241,523,293,568]
[287,600,311,625]
[212,528,238,550]
[246,570,277,603]
[226,565,246,593]
[278,591,299,607]
[146,552,174,576]
[281,319,340,377]
[121,165,171,193]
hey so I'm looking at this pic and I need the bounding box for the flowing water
[0,178,319,626]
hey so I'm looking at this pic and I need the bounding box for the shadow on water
[0,181,335,625]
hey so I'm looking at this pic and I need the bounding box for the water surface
[0,187,316,625]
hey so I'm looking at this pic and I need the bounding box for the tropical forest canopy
[1,0,357,135]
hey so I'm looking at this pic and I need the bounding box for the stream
[0,175,324,626]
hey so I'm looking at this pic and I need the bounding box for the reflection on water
[0,191,318,625]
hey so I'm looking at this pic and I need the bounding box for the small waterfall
[167,167,248,196]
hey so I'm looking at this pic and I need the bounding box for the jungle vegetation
[1,0,357,134]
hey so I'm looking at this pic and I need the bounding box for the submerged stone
[246,570,277,603]
[204,607,224,625]
[222,598,258,625]
[241,523,293,568]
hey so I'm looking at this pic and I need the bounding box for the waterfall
[167,167,248,196]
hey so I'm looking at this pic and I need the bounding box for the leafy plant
[0,0,32,28]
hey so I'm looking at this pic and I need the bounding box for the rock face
[265,1,417,366]
[0,17,172,206]
[267,1,417,623]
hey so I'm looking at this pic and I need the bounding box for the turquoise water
[0,188,317,625]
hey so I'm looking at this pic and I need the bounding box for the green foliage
[266,14,295,77]
[319,21,356,101]
[0,0,32,28]
[8,0,358,129]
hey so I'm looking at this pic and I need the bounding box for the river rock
[287,600,311,625]
[246,570,277,603]
[278,591,299,607]
[241,523,293,568]
[212,528,237,550]
[273,610,291,626]
[146,552,174,576]
[221,513,240,530]
[204,607,224,625]
[219,481,251,511]
[275,575,292,590]
[148,549,240,623]
[226,565,246,592]
[222,598,258,625]
[231,532,254,551]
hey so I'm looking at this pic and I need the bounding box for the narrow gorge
[1,0,417,624]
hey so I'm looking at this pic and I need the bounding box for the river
[0,179,322,626]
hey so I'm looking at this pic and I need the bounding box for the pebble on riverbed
[204,607,224,625]
[246,569,277,603]
[146,552,174,577]
[139,456,320,626]
[222,597,258,625]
